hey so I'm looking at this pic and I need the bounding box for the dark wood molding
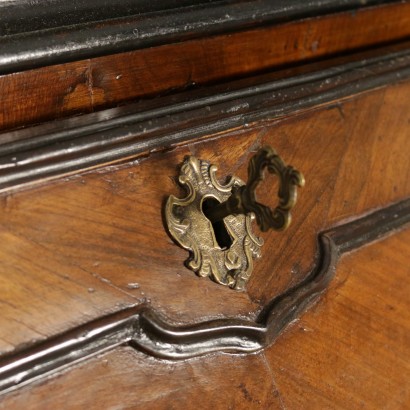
[0,198,408,395]
[0,0,401,74]
[1,44,410,192]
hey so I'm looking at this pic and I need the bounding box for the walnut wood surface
[0,348,283,409]
[265,227,410,409]
[1,2,410,131]
[1,226,408,409]
[0,79,409,358]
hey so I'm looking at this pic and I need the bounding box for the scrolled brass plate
[165,156,263,291]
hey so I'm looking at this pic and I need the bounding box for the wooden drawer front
[2,1,410,132]
[2,228,408,409]
[0,45,409,406]
[1,76,409,330]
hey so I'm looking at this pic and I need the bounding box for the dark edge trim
[1,45,410,192]
[0,1,218,35]
[0,0,400,74]
[0,198,408,395]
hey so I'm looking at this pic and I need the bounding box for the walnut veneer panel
[265,227,410,409]
[1,225,408,409]
[0,229,138,353]
[1,1,410,131]
[0,348,283,409]
[0,80,409,355]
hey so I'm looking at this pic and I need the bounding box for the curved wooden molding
[0,198,408,394]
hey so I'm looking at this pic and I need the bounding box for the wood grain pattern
[0,348,284,410]
[0,80,409,358]
[0,199,407,393]
[1,2,410,131]
[1,225,408,409]
[0,229,137,353]
[265,227,410,409]
[0,1,408,407]
[247,80,410,305]
[2,43,409,191]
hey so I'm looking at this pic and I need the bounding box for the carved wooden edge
[0,0,395,74]
[0,198,408,395]
[1,45,410,193]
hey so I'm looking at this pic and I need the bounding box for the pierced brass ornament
[165,146,304,291]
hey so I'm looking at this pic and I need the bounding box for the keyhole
[202,197,233,249]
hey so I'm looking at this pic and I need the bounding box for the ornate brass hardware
[204,146,305,231]
[165,146,304,290]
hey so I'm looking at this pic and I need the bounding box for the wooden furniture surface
[0,227,408,409]
[2,1,410,131]
[0,1,409,408]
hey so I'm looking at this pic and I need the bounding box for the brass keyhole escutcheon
[165,146,304,291]
[201,197,233,250]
